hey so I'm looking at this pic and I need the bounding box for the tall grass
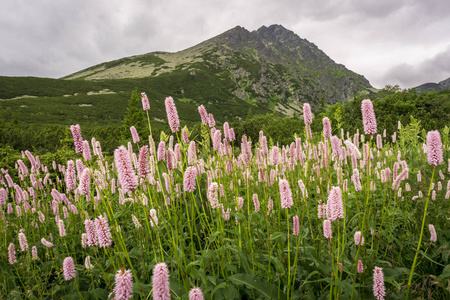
[0,96,449,299]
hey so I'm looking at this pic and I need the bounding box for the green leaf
[239,249,252,274]
[132,282,153,297]
[383,276,401,290]
[270,232,285,241]
[186,260,202,275]
[383,267,410,280]
[89,288,109,299]
[419,250,445,266]
[211,282,227,298]
[299,271,320,288]
[263,254,284,276]
[112,209,127,221]
[228,273,287,300]
[434,264,450,284]
[208,231,221,244]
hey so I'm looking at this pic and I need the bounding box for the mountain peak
[223,25,249,35]
[256,24,290,34]
[64,24,371,109]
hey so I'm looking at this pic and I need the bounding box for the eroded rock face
[210,25,371,106]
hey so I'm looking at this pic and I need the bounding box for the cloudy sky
[1,0,449,88]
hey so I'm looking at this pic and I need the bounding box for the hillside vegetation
[0,93,449,299]
[1,85,449,177]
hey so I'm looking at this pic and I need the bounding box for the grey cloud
[381,47,450,87]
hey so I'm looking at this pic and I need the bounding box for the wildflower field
[1,95,449,299]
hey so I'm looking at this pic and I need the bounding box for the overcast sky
[1,0,449,88]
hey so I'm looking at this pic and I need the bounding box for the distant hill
[416,76,450,92]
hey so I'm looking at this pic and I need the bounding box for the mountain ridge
[416,76,450,92]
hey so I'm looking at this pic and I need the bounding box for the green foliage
[324,87,450,137]
[399,116,422,151]
[441,125,449,147]
[121,88,147,141]
[1,78,449,173]
[334,106,343,131]
[200,124,211,156]
[0,146,21,175]
[232,113,305,145]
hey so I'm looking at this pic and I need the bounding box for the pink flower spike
[84,219,98,246]
[114,146,138,193]
[157,142,166,162]
[84,256,94,269]
[253,194,260,212]
[58,219,66,237]
[189,287,204,300]
[41,238,54,248]
[207,182,219,209]
[65,160,76,191]
[279,179,293,209]
[323,219,332,239]
[326,186,344,221]
[213,130,222,150]
[63,257,76,280]
[18,232,28,251]
[376,134,382,149]
[78,168,91,195]
[361,99,377,135]
[354,231,364,246]
[429,224,437,242]
[331,135,340,158]
[82,140,91,161]
[138,145,149,178]
[188,141,197,165]
[357,260,364,274]
[70,124,83,153]
[223,122,230,140]
[323,117,331,139]
[32,246,38,260]
[165,96,180,133]
[8,243,16,264]
[373,266,386,300]
[303,103,312,125]
[152,262,170,300]
[208,113,216,128]
[427,131,443,166]
[114,268,134,300]
[141,92,150,111]
[198,105,208,125]
[292,215,299,236]
[182,128,189,144]
[183,167,197,192]
[95,215,113,248]
[130,126,140,144]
